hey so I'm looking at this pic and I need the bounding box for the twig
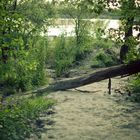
[74,88,101,93]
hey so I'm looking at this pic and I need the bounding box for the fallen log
[32,60,140,94]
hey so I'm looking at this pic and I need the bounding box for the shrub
[129,74,140,93]
[54,36,75,77]
[0,36,48,93]
[125,39,140,102]
[91,51,117,68]
[96,52,113,66]
[0,96,55,140]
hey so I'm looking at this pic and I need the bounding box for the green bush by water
[54,36,76,77]
[48,33,93,77]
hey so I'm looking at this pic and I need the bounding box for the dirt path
[36,77,140,140]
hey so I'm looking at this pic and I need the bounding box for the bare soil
[37,77,140,140]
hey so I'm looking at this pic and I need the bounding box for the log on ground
[33,60,140,94]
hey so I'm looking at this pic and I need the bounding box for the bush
[31,37,48,86]
[0,96,55,140]
[52,33,93,76]
[123,74,140,102]
[96,52,114,66]
[0,36,48,92]
[54,36,75,77]
[92,38,115,49]
[91,51,117,68]
[129,75,140,93]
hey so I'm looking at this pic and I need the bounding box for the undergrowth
[0,96,55,140]
[127,74,140,102]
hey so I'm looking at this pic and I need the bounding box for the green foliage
[45,44,56,68]
[17,0,55,28]
[125,37,140,62]
[0,96,55,140]
[74,22,93,61]
[54,36,75,76]
[58,0,101,62]
[91,30,119,68]
[96,52,112,67]
[58,0,105,18]
[126,74,140,102]
[60,0,90,18]
[92,51,117,68]
[130,75,140,93]
[116,0,140,102]
[31,37,48,86]
[92,38,114,49]
[0,0,51,92]
[90,19,113,49]
[87,18,120,68]
[120,0,137,19]
[47,19,114,76]
[0,36,47,92]
[50,30,93,77]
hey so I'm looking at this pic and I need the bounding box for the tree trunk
[120,0,135,63]
[120,17,134,63]
[32,59,140,94]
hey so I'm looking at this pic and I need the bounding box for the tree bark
[120,17,134,63]
[32,59,140,94]
[120,0,135,63]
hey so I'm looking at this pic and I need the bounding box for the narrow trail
[38,77,140,140]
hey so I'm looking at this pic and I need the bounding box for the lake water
[45,19,139,38]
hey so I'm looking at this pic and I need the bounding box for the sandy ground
[34,77,140,140]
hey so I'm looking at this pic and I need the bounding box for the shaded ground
[36,77,140,140]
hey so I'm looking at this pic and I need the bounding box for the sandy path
[39,78,140,140]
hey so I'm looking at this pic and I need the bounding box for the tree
[105,0,140,62]
[119,0,136,63]
[58,0,105,60]
[17,0,55,48]
[0,0,18,63]
[0,0,55,91]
